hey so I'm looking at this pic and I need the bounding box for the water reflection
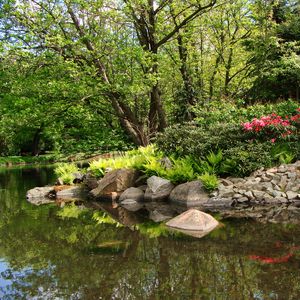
[0,166,300,299]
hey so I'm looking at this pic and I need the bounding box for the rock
[56,178,64,186]
[203,197,234,209]
[159,157,173,169]
[119,187,144,202]
[136,185,148,192]
[237,197,249,203]
[56,186,85,198]
[169,180,209,207]
[26,186,56,205]
[119,199,143,212]
[83,172,98,190]
[135,174,148,187]
[244,191,254,200]
[144,176,174,202]
[166,209,219,232]
[26,186,55,199]
[90,168,139,200]
[220,179,233,186]
[286,191,298,200]
[72,172,85,184]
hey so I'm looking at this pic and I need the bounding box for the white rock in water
[166,209,219,231]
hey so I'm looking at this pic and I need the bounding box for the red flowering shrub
[242,108,300,142]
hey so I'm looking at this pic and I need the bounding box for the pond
[0,166,300,299]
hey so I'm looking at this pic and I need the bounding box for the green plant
[198,173,219,191]
[54,163,79,185]
[271,143,296,164]
[88,145,161,178]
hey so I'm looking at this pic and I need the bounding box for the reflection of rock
[166,209,219,232]
[119,199,144,212]
[149,209,173,222]
[145,202,178,222]
[119,187,144,202]
[168,227,217,239]
[144,176,174,201]
[169,181,209,207]
[56,186,85,199]
[90,168,139,200]
[26,187,56,205]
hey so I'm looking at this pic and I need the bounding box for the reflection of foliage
[92,211,123,227]
[56,204,87,219]
[2,167,300,299]
[134,222,175,239]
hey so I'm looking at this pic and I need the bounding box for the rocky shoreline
[26,161,300,224]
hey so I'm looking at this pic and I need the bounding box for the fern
[54,163,79,185]
[198,173,219,191]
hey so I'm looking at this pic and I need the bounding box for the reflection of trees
[1,167,300,298]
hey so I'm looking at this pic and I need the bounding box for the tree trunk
[31,127,43,156]
[177,33,197,121]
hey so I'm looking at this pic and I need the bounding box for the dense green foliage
[0,0,299,157]
[157,101,300,176]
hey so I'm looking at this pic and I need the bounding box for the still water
[0,166,300,299]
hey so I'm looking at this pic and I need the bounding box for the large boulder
[144,176,174,202]
[90,168,140,200]
[119,187,144,203]
[169,180,209,207]
[26,186,56,205]
[166,209,219,232]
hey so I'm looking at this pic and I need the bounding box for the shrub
[222,142,274,176]
[54,163,79,184]
[156,123,246,159]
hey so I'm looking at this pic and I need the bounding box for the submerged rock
[166,209,219,232]
[144,176,174,202]
[169,180,209,207]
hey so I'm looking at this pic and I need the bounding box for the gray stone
[166,209,219,232]
[237,197,249,203]
[244,191,254,199]
[26,186,56,205]
[169,180,209,207]
[83,172,98,190]
[159,157,173,169]
[56,178,64,186]
[90,168,139,200]
[220,179,233,186]
[72,172,85,184]
[253,190,266,200]
[119,187,144,202]
[144,176,174,202]
[203,197,234,209]
[26,186,55,199]
[286,191,298,200]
